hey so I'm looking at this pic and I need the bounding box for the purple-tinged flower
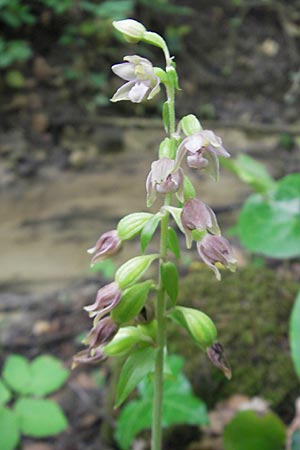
[207,342,232,379]
[83,316,118,348]
[197,234,236,280]
[111,55,160,103]
[175,130,230,181]
[84,282,122,319]
[146,158,184,207]
[181,198,220,248]
[72,347,105,368]
[87,230,122,266]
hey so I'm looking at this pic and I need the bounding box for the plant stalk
[151,78,176,450]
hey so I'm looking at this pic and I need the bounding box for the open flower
[84,282,122,320]
[111,55,160,103]
[197,234,236,280]
[87,230,122,266]
[175,130,230,181]
[181,198,220,248]
[146,158,184,207]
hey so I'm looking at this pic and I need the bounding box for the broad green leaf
[291,429,300,450]
[223,410,286,450]
[222,154,275,193]
[15,398,68,437]
[0,407,20,450]
[290,291,300,379]
[111,280,153,324]
[115,355,208,450]
[115,347,156,408]
[167,226,181,259]
[161,261,179,305]
[115,254,159,289]
[117,212,153,241]
[140,213,161,253]
[2,355,31,395]
[237,174,300,258]
[0,379,11,405]
[30,355,69,396]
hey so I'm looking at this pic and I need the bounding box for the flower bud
[84,282,122,320]
[117,212,153,241]
[180,114,202,136]
[207,342,232,379]
[115,254,159,289]
[169,306,217,350]
[113,19,146,43]
[87,230,121,266]
[197,234,236,280]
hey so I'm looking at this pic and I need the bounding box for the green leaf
[222,154,275,194]
[115,347,156,408]
[162,101,170,133]
[167,226,181,259]
[115,355,208,450]
[0,407,20,450]
[161,261,179,305]
[0,379,11,406]
[223,410,286,450]
[15,398,68,437]
[2,355,31,395]
[140,213,161,253]
[117,212,153,241]
[183,175,196,201]
[290,291,300,379]
[237,174,300,258]
[111,280,153,324]
[30,355,69,396]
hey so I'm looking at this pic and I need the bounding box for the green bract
[111,280,153,324]
[115,254,159,289]
[169,306,217,349]
[117,212,153,241]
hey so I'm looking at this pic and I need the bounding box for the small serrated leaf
[15,398,68,437]
[167,226,181,259]
[30,355,69,396]
[2,354,31,395]
[0,379,11,406]
[140,213,161,253]
[161,261,179,305]
[115,347,156,408]
[0,406,20,450]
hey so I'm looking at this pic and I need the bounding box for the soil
[1,1,300,449]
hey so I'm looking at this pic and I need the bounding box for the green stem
[151,75,176,450]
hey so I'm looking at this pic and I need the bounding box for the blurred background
[0,1,300,449]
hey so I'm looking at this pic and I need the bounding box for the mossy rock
[168,266,299,419]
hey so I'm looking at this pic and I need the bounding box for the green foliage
[140,213,161,252]
[237,174,300,258]
[161,261,178,305]
[167,226,180,259]
[223,410,286,450]
[90,259,116,278]
[0,407,19,450]
[115,346,156,407]
[289,291,300,379]
[115,355,208,450]
[111,280,153,323]
[0,354,69,450]
[0,38,31,69]
[15,398,68,437]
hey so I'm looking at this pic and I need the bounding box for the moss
[168,266,299,419]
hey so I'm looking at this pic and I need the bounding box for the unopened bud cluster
[74,20,234,381]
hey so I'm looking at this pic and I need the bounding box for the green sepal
[117,212,153,241]
[169,306,217,350]
[166,65,180,90]
[162,101,170,133]
[115,347,157,408]
[183,175,196,201]
[161,262,179,305]
[167,226,181,259]
[111,280,153,324]
[140,213,161,253]
[180,114,202,136]
[115,254,159,289]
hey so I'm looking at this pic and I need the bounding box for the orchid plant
[73,19,236,450]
